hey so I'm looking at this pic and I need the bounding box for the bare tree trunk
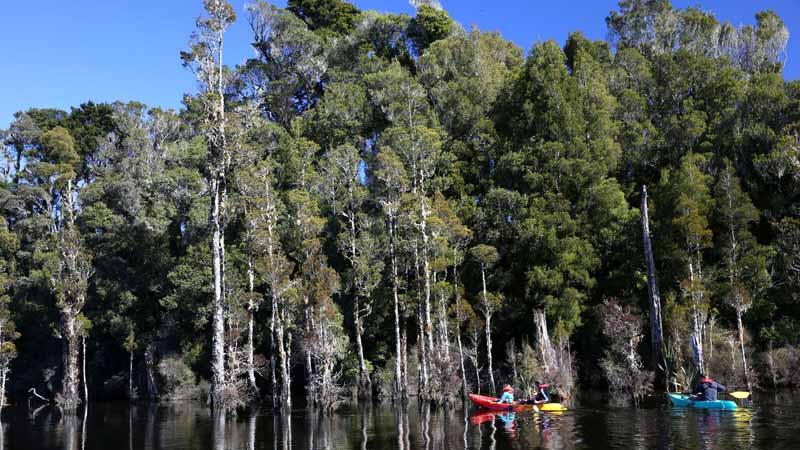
[480,266,495,393]
[401,324,408,394]
[484,315,495,394]
[60,313,81,412]
[438,286,450,364]
[417,301,428,396]
[453,259,468,397]
[419,200,435,365]
[128,351,133,401]
[82,336,88,405]
[707,313,715,366]
[534,309,556,372]
[275,304,291,409]
[282,330,292,409]
[414,240,429,393]
[210,175,226,408]
[304,298,313,402]
[389,220,403,400]
[641,185,664,370]
[688,260,705,374]
[270,300,278,410]
[455,326,467,397]
[354,305,371,397]
[247,255,258,395]
[0,366,7,410]
[736,310,751,391]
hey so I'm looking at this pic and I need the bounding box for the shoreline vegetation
[1,0,798,414]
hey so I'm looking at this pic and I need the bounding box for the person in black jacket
[522,381,550,405]
[692,373,727,401]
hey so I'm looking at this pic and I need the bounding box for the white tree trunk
[270,298,278,410]
[455,330,467,397]
[453,256,468,397]
[480,266,496,393]
[413,240,429,392]
[82,336,88,405]
[0,366,7,411]
[128,351,134,401]
[354,305,371,396]
[210,175,226,407]
[641,185,664,369]
[534,309,556,372]
[688,260,705,374]
[736,310,751,391]
[419,198,435,362]
[247,255,258,395]
[61,312,82,411]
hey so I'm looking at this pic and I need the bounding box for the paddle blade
[729,391,750,399]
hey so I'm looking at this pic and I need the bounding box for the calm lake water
[2,392,799,450]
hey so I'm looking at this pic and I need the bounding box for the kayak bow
[667,393,738,410]
[468,393,567,412]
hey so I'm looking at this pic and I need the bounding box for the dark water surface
[3,392,800,450]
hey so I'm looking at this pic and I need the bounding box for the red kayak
[469,393,568,412]
[468,394,531,412]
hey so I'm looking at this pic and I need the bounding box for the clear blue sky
[2,0,798,127]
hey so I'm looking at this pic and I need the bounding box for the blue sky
[2,0,798,127]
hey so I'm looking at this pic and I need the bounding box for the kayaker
[497,384,514,404]
[692,373,727,401]
[532,381,550,404]
[522,380,550,404]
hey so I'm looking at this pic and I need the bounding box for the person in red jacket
[692,374,727,401]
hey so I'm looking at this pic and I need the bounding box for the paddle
[728,391,750,399]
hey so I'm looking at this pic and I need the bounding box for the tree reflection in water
[60,412,79,450]
[4,395,798,450]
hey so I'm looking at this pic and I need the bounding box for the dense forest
[1,0,798,413]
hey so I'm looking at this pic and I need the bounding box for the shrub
[596,299,654,404]
[157,354,208,401]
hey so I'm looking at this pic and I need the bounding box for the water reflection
[59,413,79,450]
[4,393,800,449]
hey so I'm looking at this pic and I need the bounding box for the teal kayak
[667,393,737,410]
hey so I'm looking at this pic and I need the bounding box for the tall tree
[715,160,769,391]
[663,152,714,374]
[181,0,237,410]
[641,185,664,371]
[470,244,500,394]
[37,127,93,412]
[320,144,383,397]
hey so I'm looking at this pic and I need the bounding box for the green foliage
[409,5,455,53]
[287,0,360,36]
[2,0,800,403]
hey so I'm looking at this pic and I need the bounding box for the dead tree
[641,186,665,371]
